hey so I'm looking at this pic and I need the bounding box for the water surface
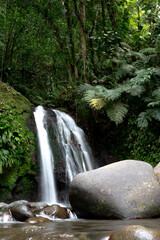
[1,218,160,240]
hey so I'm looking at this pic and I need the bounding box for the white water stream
[34,106,57,204]
[34,106,94,204]
[53,109,93,182]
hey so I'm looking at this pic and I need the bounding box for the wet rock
[37,204,69,219]
[69,160,160,219]
[11,204,35,221]
[28,202,48,212]
[0,203,8,210]
[9,200,28,208]
[25,216,52,223]
[109,225,160,240]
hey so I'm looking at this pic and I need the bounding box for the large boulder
[154,163,160,182]
[109,225,160,240]
[69,160,160,219]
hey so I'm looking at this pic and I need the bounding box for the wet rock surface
[109,225,160,240]
[11,204,35,221]
[0,201,71,222]
[25,216,52,223]
[69,160,160,219]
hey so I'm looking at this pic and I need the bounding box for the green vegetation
[0,0,160,192]
[0,81,36,201]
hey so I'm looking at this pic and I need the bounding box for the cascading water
[52,109,93,183]
[34,106,57,204]
[34,106,94,204]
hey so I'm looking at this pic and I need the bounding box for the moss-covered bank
[0,80,37,202]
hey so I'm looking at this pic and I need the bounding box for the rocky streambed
[1,159,160,239]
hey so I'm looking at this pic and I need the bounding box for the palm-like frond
[126,50,146,62]
[107,88,123,100]
[140,48,156,55]
[106,102,128,125]
[89,98,107,110]
[147,101,160,107]
[125,84,145,97]
[150,109,160,121]
[115,64,136,80]
[78,84,95,93]
[83,90,97,102]
[152,87,160,98]
[120,42,132,50]
[137,112,149,129]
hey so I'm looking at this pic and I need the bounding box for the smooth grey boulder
[69,160,160,219]
[154,163,160,182]
[109,225,160,240]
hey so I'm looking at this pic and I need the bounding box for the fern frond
[155,67,160,77]
[120,42,132,50]
[78,84,95,93]
[115,64,135,80]
[147,101,160,107]
[107,88,123,100]
[83,90,97,102]
[148,109,160,121]
[127,85,145,97]
[126,51,146,62]
[140,48,156,55]
[89,98,107,110]
[106,102,128,125]
[130,68,154,84]
[137,112,148,129]
[95,85,109,97]
[152,87,160,99]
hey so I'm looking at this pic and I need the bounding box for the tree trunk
[106,0,116,29]
[64,0,79,80]
[73,0,88,83]
[89,1,100,77]
[80,0,87,83]
[53,24,73,85]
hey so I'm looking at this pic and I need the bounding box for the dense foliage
[0,81,36,201]
[0,0,160,174]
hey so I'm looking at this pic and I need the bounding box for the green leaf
[137,112,148,129]
[89,98,107,110]
[106,102,128,125]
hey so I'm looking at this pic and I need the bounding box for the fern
[125,84,145,97]
[78,84,95,93]
[89,98,107,110]
[140,48,156,55]
[83,90,97,102]
[78,44,160,128]
[115,64,136,80]
[106,102,128,125]
[126,50,146,62]
[137,112,149,129]
[107,88,123,100]
[150,109,160,121]
[120,42,132,50]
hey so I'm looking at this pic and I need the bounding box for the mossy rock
[0,80,37,201]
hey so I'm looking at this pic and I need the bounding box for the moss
[0,168,18,189]
[0,80,36,201]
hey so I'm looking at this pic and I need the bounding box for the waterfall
[52,109,93,182]
[34,106,94,204]
[34,106,57,204]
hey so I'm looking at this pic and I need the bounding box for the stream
[1,218,160,240]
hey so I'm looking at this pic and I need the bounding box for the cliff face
[0,81,37,202]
